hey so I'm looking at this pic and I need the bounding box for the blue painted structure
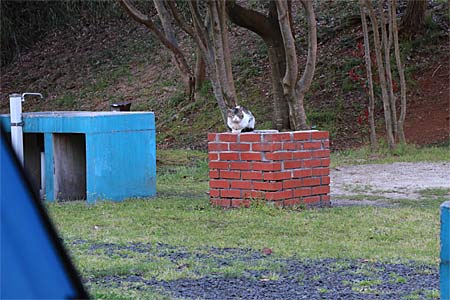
[0,111,156,203]
[1,129,88,299]
[442,201,450,300]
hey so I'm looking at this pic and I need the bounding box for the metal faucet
[21,92,44,101]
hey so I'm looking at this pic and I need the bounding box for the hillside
[1,1,448,150]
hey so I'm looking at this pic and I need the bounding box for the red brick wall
[208,131,330,208]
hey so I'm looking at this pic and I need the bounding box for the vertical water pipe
[40,151,46,199]
[9,94,24,165]
[442,201,450,300]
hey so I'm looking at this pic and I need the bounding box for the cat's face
[227,106,244,123]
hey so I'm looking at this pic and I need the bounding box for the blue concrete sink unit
[0,111,156,203]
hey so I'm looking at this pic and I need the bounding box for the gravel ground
[79,241,439,300]
[331,161,450,206]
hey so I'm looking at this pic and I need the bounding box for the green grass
[45,147,446,298]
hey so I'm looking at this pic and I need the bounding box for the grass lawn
[46,145,449,299]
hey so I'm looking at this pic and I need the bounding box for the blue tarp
[1,128,88,299]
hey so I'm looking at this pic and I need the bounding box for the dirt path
[330,162,450,206]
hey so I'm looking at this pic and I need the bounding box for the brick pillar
[208,131,330,208]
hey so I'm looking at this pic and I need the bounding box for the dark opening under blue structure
[1,128,88,299]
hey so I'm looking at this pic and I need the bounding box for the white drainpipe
[9,93,24,165]
[9,93,43,166]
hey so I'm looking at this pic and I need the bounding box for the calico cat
[227,105,255,133]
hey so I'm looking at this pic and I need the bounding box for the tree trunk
[365,0,396,150]
[379,0,398,138]
[277,0,304,129]
[294,0,317,130]
[359,0,378,151]
[401,0,427,37]
[267,40,290,130]
[194,46,206,93]
[209,0,237,106]
[391,0,407,144]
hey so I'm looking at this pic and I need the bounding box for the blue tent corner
[1,128,88,299]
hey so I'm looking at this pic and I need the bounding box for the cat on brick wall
[227,105,255,133]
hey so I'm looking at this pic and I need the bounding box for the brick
[322,140,330,148]
[284,160,302,169]
[209,161,229,170]
[210,198,230,207]
[283,179,303,189]
[263,171,292,181]
[265,151,293,160]
[303,196,321,204]
[293,131,311,140]
[311,150,330,158]
[321,176,331,185]
[221,189,241,198]
[210,179,229,189]
[293,169,312,178]
[243,191,265,199]
[218,133,238,142]
[321,195,331,202]
[312,186,330,195]
[207,133,217,142]
[303,142,322,150]
[209,170,219,179]
[253,162,282,171]
[312,168,330,176]
[240,133,261,142]
[311,131,329,140]
[265,190,292,200]
[283,142,301,151]
[253,181,282,191]
[208,142,229,151]
[220,170,241,179]
[241,152,263,161]
[209,189,220,197]
[230,161,252,170]
[238,199,251,207]
[230,143,251,151]
[303,159,322,168]
[208,153,219,161]
[283,198,302,206]
[231,199,250,208]
[293,151,312,159]
[220,152,240,161]
[294,188,311,197]
[252,143,282,152]
[230,180,253,189]
[321,158,331,167]
[241,171,263,180]
[303,178,321,186]
[263,133,291,142]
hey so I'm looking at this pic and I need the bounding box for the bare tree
[226,1,290,130]
[359,0,408,150]
[391,0,407,143]
[379,0,398,139]
[119,0,196,99]
[227,0,317,130]
[167,0,237,121]
[359,0,378,151]
[364,0,396,150]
